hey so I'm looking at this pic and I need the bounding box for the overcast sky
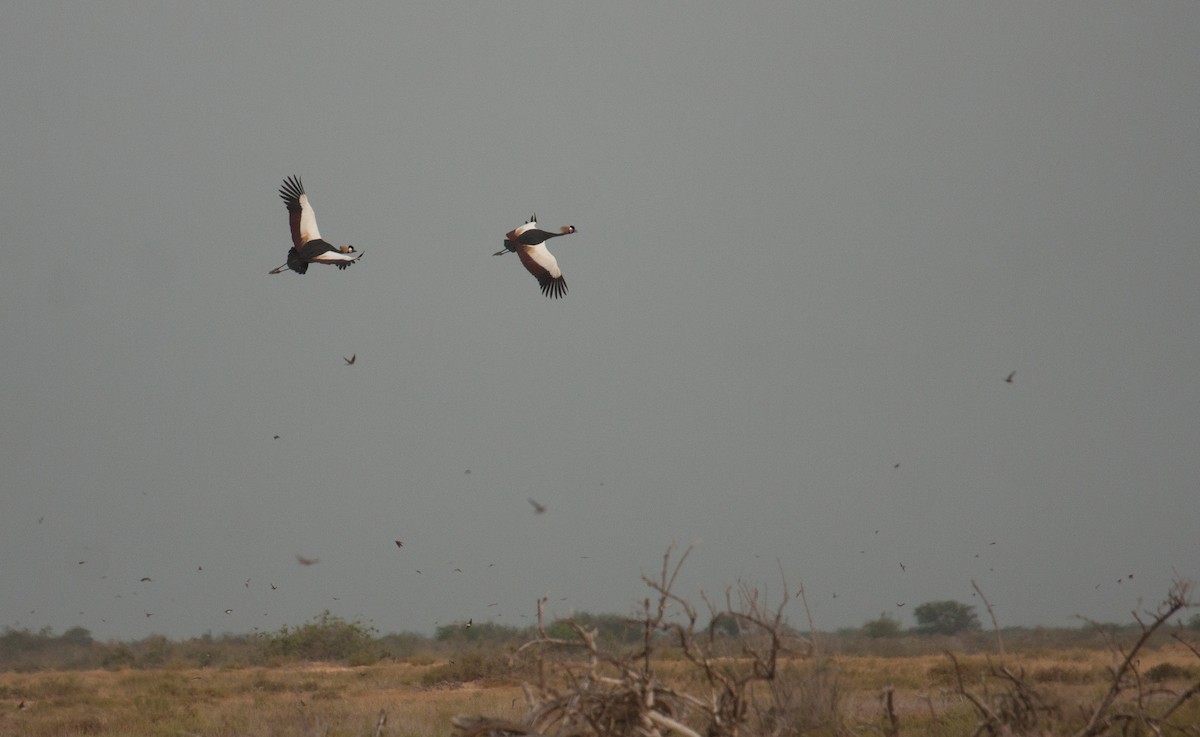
[2,2,1198,642]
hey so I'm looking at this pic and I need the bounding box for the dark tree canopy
[913,600,981,635]
[862,613,902,638]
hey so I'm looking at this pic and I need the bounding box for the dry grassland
[1,645,1196,737]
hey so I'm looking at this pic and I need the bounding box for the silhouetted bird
[344,354,356,365]
[296,555,319,566]
[528,499,547,514]
[1005,371,1016,384]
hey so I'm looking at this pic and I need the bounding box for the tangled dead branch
[948,579,1198,737]
[452,544,828,737]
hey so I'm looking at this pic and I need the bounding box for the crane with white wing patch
[493,214,576,298]
[270,175,364,275]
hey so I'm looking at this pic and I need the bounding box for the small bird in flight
[494,214,576,298]
[1005,371,1016,384]
[528,498,547,514]
[344,354,356,366]
[394,540,403,548]
[270,176,364,275]
[295,554,320,566]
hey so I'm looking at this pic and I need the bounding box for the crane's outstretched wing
[517,244,567,299]
[279,175,322,248]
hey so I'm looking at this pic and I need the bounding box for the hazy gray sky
[2,2,1198,642]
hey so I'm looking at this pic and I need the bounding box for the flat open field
[1,645,1197,737]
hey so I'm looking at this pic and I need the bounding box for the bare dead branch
[881,685,900,737]
[971,578,1005,657]
[1074,579,1194,737]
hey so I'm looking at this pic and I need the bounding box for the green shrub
[261,611,380,664]
[1146,661,1194,682]
[862,614,902,639]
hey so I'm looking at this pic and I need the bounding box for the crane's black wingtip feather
[539,276,567,299]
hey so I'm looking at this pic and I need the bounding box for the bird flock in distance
[269,176,577,298]
[35,175,1035,631]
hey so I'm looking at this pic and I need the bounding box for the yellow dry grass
[0,646,1195,737]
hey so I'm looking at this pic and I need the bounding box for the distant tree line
[2,607,1196,673]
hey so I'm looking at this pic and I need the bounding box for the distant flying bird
[394,540,403,548]
[1005,371,1016,384]
[494,214,576,298]
[139,577,152,582]
[270,175,364,275]
[344,354,356,366]
[224,609,233,614]
[899,562,906,571]
[528,498,547,514]
[295,554,320,566]
[464,618,473,629]
[273,435,280,440]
